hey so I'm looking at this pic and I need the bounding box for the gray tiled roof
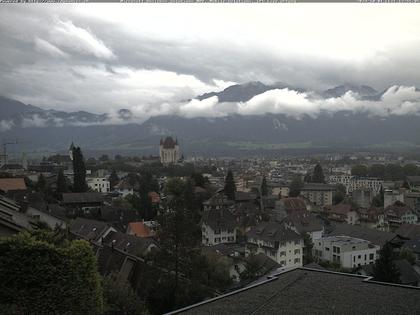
[202,208,238,231]
[69,217,111,242]
[247,221,301,243]
[171,268,420,315]
[327,223,396,247]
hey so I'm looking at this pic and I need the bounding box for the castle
[159,137,180,165]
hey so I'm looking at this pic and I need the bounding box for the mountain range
[1,82,420,157]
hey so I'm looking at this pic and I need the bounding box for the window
[358,255,361,259]
[294,240,300,245]
[280,251,286,257]
[214,238,221,243]
[325,247,330,251]
[294,258,300,264]
[294,249,300,255]
[214,229,221,235]
[369,253,374,260]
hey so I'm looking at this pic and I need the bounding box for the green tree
[303,233,314,265]
[289,176,303,197]
[312,164,325,183]
[109,169,119,191]
[37,173,46,193]
[368,164,386,178]
[103,272,146,315]
[403,164,418,177]
[333,184,346,205]
[224,170,236,200]
[372,243,401,284]
[351,165,368,177]
[0,231,103,314]
[261,175,268,197]
[72,147,88,192]
[56,169,68,194]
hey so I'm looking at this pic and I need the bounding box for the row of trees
[351,163,420,180]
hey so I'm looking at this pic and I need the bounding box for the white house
[313,235,379,269]
[201,207,238,246]
[246,221,303,268]
[87,177,110,193]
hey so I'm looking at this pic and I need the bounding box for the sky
[1,4,420,122]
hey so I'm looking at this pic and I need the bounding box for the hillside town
[1,136,420,314]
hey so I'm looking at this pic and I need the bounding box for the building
[246,221,303,268]
[202,207,238,246]
[167,268,420,315]
[0,178,27,196]
[325,203,359,225]
[282,210,324,241]
[62,192,104,214]
[0,195,35,236]
[327,223,396,248]
[384,204,418,229]
[406,176,420,191]
[69,217,116,243]
[300,183,336,206]
[384,189,405,208]
[159,136,180,165]
[352,189,373,209]
[87,177,110,193]
[329,175,383,195]
[127,221,156,238]
[313,235,379,269]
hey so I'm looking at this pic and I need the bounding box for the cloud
[50,20,115,59]
[0,120,14,131]
[34,37,68,58]
[181,86,420,119]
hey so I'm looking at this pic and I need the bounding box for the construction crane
[0,140,18,167]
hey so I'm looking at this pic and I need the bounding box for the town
[1,136,420,314]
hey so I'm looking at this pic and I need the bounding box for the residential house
[0,178,27,198]
[102,230,157,258]
[325,203,359,225]
[0,195,35,236]
[283,210,324,241]
[246,221,303,268]
[404,191,420,213]
[25,206,67,230]
[384,203,418,229]
[127,221,156,238]
[62,192,104,214]
[203,193,235,211]
[395,224,420,240]
[113,178,135,198]
[358,206,385,230]
[87,177,110,193]
[202,207,238,246]
[384,189,405,208]
[313,235,379,269]
[326,223,397,248]
[300,183,335,206]
[69,217,117,243]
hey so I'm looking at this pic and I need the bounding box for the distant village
[1,137,420,314]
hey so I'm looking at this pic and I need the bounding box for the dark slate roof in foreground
[168,268,420,315]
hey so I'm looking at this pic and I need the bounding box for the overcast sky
[1,4,420,120]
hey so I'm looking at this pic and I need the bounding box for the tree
[109,169,119,191]
[351,165,368,177]
[72,147,88,192]
[333,184,346,205]
[56,169,68,194]
[303,233,314,265]
[37,173,46,193]
[289,176,303,197]
[0,230,103,314]
[224,170,236,200]
[103,272,146,315]
[261,175,268,197]
[312,164,325,183]
[372,243,401,284]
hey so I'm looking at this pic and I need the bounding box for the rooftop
[168,268,420,315]
[0,178,27,192]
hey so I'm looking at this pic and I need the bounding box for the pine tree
[372,243,401,284]
[261,175,268,197]
[289,176,303,197]
[224,170,236,200]
[72,147,88,193]
[109,169,119,191]
[56,169,68,194]
[37,173,46,193]
[312,164,325,183]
